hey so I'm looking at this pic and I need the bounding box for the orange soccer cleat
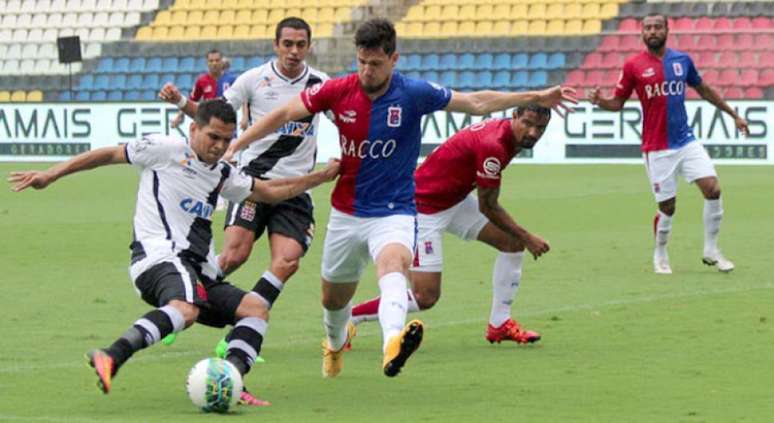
[486,319,541,345]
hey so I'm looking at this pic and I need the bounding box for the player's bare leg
[218,225,257,275]
[321,280,357,377]
[695,176,734,272]
[653,198,675,274]
[477,223,540,344]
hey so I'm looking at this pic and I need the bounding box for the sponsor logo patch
[387,106,402,127]
[642,67,655,78]
[339,110,357,124]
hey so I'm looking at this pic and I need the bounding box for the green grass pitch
[1,162,772,422]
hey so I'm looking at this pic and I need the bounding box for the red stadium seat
[731,17,752,30]
[760,69,774,86]
[759,51,774,67]
[598,36,619,52]
[565,69,585,87]
[718,69,738,86]
[693,52,716,69]
[601,52,623,69]
[602,70,619,88]
[712,17,732,31]
[583,52,603,68]
[673,34,697,51]
[735,33,754,51]
[717,51,737,67]
[585,70,604,87]
[695,35,715,51]
[674,17,694,32]
[619,18,638,32]
[754,34,774,50]
[744,87,763,99]
[751,17,770,30]
[723,87,744,99]
[685,89,701,100]
[738,51,758,69]
[739,69,759,86]
[716,34,734,50]
[620,35,640,52]
[701,69,719,85]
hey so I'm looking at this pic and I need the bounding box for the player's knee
[414,289,440,310]
[659,199,676,216]
[236,294,269,321]
[705,185,721,200]
[220,246,251,273]
[270,256,300,281]
[500,238,525,253]
[169,300,199,327]
[321,293,349,310]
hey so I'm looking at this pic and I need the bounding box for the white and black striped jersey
[224,60,329,179]
[125,134,254,281]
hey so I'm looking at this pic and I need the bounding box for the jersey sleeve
[223,72,249,110]
[219,165,254,203]
[686,56,702,87]
[613,61,636,99]
[300,79,338,114]
[124,134,176,170]
[410,79,452,115]
[190,76,203,101]
[474,139,506,190]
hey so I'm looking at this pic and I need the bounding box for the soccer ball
[186,358,243,413]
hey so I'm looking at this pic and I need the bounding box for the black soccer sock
[224,317,267,376]
[250,271,284,309]
[106,305,185,369]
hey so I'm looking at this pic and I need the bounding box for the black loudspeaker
[57,36,82,64]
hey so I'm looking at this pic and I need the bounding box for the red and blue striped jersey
[301,72,452,217]
[614,48,702,152]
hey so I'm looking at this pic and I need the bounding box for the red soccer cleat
[238,388,271,407]
[486,319,541,345]
[86,349,116,394]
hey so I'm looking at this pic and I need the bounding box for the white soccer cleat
[703,251,735,273]
[653,251,672,274]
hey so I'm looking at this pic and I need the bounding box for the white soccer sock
[378,272,409,352]
[489,252,523,328]
[407,289,421,313]
[703,198,723,255]
[655,211,673,256]
[323,302,351,352]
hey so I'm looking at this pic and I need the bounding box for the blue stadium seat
[404,54,421,71]
[405,71,421,80]
[440,70,456,87]
[230,56,245,72]
[96,58,113,73]
[493,53,511,70]
[245,56,263,69]
[177,74,193,91]
[58,91,72,101]
[126,74,143,90]
[78,74,94,90]
[110,74,127,87]
[129,57,146,73]
[493,71,511,89]
[527,71,547,88]
[162,57,180,73]
[91,91,107,101]
[474,54,494,70]
[422,71,439,83]
[195,58,206,71]
[512,53,529,69]
[75,91,90,101]
[112,58,129,74]
[547,53,565,69]
[93,74,110,91]
[458,71,476,89]
[141,90,156,101]
[473,71,493,89]
[439,54,457,70]
[422,54,440,71]
[458,53,475,70]
[141,74,159,91]
[511,71,529,88]
[145,57,162,74]
[125,90,141,101]
[528,53,548,70]
[107,90,123,101]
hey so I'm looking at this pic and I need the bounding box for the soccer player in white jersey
[227,18,577,378]
[8,99,339,398]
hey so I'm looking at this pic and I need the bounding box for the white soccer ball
[186,358,243,413]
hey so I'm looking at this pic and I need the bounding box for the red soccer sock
[352,297,380,318]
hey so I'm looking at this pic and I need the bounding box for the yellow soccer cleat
[382,320,424,377]
[321,322,357,378]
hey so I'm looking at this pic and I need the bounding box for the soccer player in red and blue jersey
[228,18,577,378]
[590,14,748,274]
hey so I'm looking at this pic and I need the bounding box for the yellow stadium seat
[583,19,601,33]
[404,6,423,22]
[152,26,169,39]
[250,24,268,38]
[220,10,235,22]
[170,10,187,25]
[11,91,27,102]
[600,3,618,19]
[404,22,423,37]
[221,0,239,10]
[189,0,207,10]
[581,3,601,19]
[0,91,11,102]
[269,0,284,7]
[440,5,457,21]
[458,4,475,20]
[268,9,284,24]
[188,10,203,23]
[26,90,43,102]
[422,5,441,22]
[493,20,509,36]
[174,0,192,10]
[301,7,318,23]
[474,21,493,37]
[234,9,251,25]
[458,20,475,36]
[237,0,254,8]
[169,25,186,39]
[546,19,564,35]
[564,19,582,35]
[234,25,250,38]
[200,25,217,39]
[440,21,457,37]
[424,21,441,37]
[562,3,581,19]
[528,4,546,18]
[334,7,350,21]
[203,10,219,22]
[217,25,234,38]
[545,4,563,19]
[510,4,527,20]
[394,21,407,36]
[492,4,510,20]
[315,22,334,37]
[135,26,153,40]
[475,5,493,20]
[527,19,546,35]
[285,0,303,7]
[153,10,171,27]
[318,7,335,23]
[252,9,268,24]
[511,19,528,35]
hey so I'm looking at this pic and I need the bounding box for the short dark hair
[195,99,236,127]
[516,104,551,119]
[276,17,312,42]
[206,49,222,58]
[355,18,396,56]
[643,13,668,28]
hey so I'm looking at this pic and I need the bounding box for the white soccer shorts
[412,194,489,273]
[643,141,717,203]
[321,208,417,283]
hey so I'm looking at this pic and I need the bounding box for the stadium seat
[493,71,510,89]
[439,54,457,71]
[78,74,95,90]
[0,91,10,102]
[11,91,27,102]
[511,71,528,89]
[129,57,146,73]
[547,53,565,69]
[113,57,130,73]
[439,71,456,88]
[422,71,439,84]
[739,69,759,86]
[512,53,528,69]
[107,90,124,101]
[26,90,43,102]
[458,53,475,70]
[527,71,547,88]
[744,87,763,99]
[141,74,160,90]
[76,91,91,101]
[528,53,547,70]
[475,54,494,71]
[458,71,475,90]
[93,74,110,90]
[422,54,440,71]
[493,53,510,71]
[723,87,744,99]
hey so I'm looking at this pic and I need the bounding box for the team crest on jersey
[479,157,501,179]
[264,91,279,101]
[339,110,357,124]
[642,68,655,78]
[424,241,434,255]
[307,81,323,96]
[257,76,272,89]
[672,62,683,76]
[653,183,661,193]
[387,106,402,127]
[180,151,195,167]
[240,200,257,221]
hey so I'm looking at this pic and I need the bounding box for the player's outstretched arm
[159,82,199,119]
[8,146,127,192]
[446,85,577,117]
[693,82,749,136]
[588,86,626,112]
[224,96,313,162]
[247,159,340,204]
[478,186,550,260]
